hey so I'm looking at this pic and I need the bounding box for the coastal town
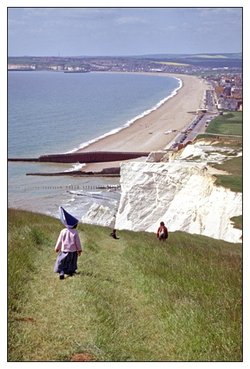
[8,54,242,115]
[8,54,242,165]
[205,73,242,111]
[8,53,241,74]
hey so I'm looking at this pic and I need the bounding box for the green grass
[230,215,242,231]
[212,156,242,193]
[196,111,242,148]
[8,209,242,362]
[214,174,242,193]
[206,112,242,136]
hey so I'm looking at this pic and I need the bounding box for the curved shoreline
[68,74,183,153]
[75,72,207,171]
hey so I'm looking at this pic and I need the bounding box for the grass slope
[8,209,242,362]
[206,112,243,137]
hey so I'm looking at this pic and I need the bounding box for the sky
[7,7,242,56]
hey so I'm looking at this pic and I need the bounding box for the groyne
[26,167,120,177]
[8,151,150,164]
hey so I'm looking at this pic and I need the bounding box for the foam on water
[68,77,182,152]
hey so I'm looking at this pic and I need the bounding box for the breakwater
[26,167,120,177]
[8,151,150,164]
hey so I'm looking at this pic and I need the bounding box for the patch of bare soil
[70,352,96,361]
[14,316,36,323]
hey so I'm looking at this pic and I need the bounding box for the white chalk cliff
[115,159,242,243]
[82,203,117,228]
[79,142,242,243]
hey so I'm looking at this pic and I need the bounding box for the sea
[8,71,181,222]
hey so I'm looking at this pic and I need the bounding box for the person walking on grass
[157,221,168,241]
[54,207,82,280]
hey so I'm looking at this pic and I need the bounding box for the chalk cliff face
[115,161,242,243]
[81,203,116,228]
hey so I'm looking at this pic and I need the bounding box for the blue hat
[59,206,79,228]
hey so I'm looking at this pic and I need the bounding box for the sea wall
[115,161,242,243]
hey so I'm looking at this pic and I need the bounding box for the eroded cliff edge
[82,141,242,243]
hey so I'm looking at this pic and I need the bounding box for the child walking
[54,207,82,279]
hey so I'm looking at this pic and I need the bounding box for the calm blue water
[8,71,180,221]
[8,71,180,157]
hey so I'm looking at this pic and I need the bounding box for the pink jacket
[55,228,82,253]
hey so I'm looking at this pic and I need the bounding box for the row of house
[206,73,242,111]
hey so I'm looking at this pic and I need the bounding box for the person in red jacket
[157,221,168,241]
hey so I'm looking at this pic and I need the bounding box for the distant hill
[140,52,242,68]
[140,52,242,60]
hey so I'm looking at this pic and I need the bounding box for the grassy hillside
[8,209,242,362]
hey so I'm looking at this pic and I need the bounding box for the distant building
[8,64,36,70]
